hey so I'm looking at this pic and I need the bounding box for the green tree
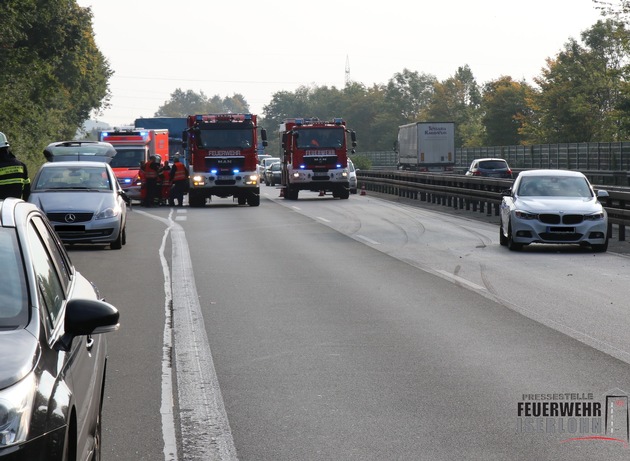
[0,0,111,175]
[521,20,630,143]
[384,68,436,122]
[154,89,250,117]
[423,65,483,147]
[481,76,533,145]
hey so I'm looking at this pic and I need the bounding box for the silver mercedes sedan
[499,170,609,252]
[29,161,128,249]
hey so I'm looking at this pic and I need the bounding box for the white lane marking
[316,216,331,223]
[291,206,301,211]
[137,209,237,461]
[435,269,486,291]
[355,234,380,245]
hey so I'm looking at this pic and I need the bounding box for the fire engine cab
[183,113,267,207]
[279,118,357,200]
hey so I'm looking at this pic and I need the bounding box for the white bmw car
[499,170,609,252]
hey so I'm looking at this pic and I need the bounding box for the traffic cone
[319,190,325,196]
[360,184,366,196]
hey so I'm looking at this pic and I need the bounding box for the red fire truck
[99,128,169,201]
[279,117,357,200]
[182,113,267,207]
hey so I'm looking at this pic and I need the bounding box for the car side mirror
[500,188,512,197]
[120,190,131,206]
[596,189,609,198]
[56,298,120,351]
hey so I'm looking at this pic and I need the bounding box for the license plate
[548,226,575,233]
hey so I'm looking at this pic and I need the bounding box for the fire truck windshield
[297,128,344,149]
[110,147,145,168]
[198,129,253,149]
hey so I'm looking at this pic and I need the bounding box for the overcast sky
[76,0,604,127]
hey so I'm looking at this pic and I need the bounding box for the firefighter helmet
[0,132,9,148]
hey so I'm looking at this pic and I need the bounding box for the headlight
[292,172,300,179]
[584,212,605,221]
[0,373,35,446]
[96,206,120,220]
[514,210,538,220]
[341,171,348,178]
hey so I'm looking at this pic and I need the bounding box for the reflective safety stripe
[144,165,158,179]
[0,165,24,175]
[0,164,28,186]
[172,163,186,181]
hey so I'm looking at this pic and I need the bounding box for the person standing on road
[168,155,189,207]
[143,155,160,207]
[0,132,31,200]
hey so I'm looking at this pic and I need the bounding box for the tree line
[2,0,629,177]
[147,16,630,157]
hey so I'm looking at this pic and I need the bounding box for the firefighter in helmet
[0,132,31,200]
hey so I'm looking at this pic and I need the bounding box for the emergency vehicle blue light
[101,131,109,137]
[336,164,342,168]
[334,118,343,125]
[233,169,240,173]
[123,178,132,184]
[196,115,203,121]
[210,169,218,174]
[244,114,252,120]
[296,119,304,126]
[299,165,305,169]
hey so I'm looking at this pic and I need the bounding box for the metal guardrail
[357,170,630,242]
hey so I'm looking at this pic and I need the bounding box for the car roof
[39,160,111,168]
[518,169,585,178]
[0,198,38,228]
[472,158,508,162]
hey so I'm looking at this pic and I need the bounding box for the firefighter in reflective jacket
[0,132,30,200]
[142,155,160,207]
[168,155,189,207]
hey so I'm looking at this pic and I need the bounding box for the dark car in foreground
[465,158,513,178]
[499,169,609,252]
[0,198,120,460]
[28,161,128,250]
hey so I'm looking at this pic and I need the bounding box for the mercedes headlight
[0,373,35,447]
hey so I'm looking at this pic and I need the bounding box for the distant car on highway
[260,157,280,182]
[256,154,272,178]
[264,161,282,186]
[466,158,513,178]
[499,169,609,251]
[348,158,358,194]
[28,161,128,249]
[0,197,120,460]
